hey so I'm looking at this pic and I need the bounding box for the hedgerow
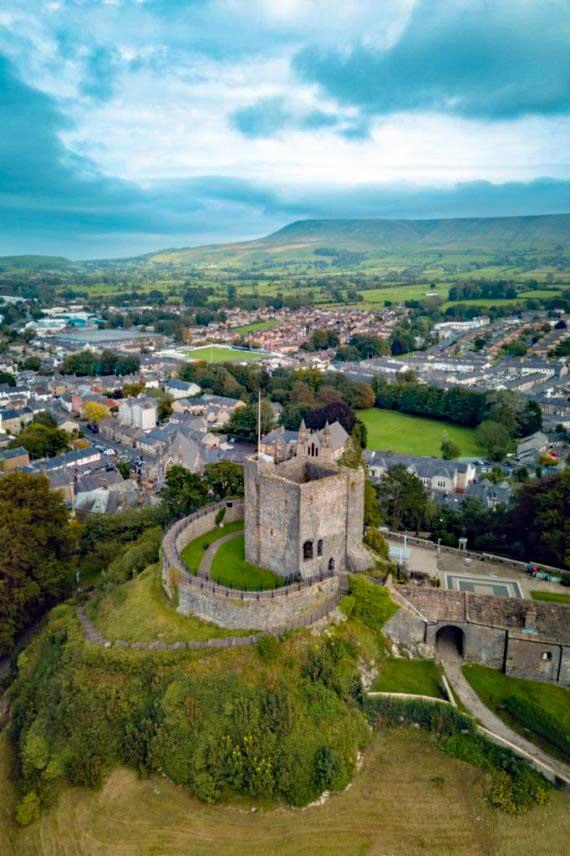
[364,696,551,814]
[505,694,570,760]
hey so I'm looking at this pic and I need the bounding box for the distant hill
[0,214,568,280]
[142,213,570,270]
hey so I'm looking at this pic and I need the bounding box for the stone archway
[435,625,465,658]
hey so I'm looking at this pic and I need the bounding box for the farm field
[185,345,267,362]
[91,564,246,642]
[1,729,568,856]
[357,408,482,457]
[211,534,283,590]
[357,284,450,304]
[373,658,444,698]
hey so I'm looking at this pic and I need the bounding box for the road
[80,423,139,461]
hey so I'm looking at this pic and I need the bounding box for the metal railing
[162,501,338,601]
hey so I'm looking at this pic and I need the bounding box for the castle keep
[244,430,370,580]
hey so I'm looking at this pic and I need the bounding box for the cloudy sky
[1,0,569,258]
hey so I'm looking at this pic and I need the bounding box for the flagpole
[257,388,261,457]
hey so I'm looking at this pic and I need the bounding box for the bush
[505,694,570,759]
[215,507,226,527]
[365,696,551,815]
[15,791,41,826]
[341,575,398,630]
[363,527,389,558]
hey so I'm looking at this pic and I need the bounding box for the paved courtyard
[386,537,567,599]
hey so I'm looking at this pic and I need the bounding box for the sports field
[185,345,267,362]
[234,320,278,334]
[357,408,482,457]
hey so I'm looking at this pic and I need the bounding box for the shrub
[15,791,41,826]
[215,507,226,526]
[505,694,570,759]
[256,635,280,662]
[313,745,342,792]
[363,527,389,558]
[342,575,398,630]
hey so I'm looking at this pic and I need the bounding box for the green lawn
[531,590,570,605]
[181,520,244,574]
[463,664,570,762]
[373,658,444,698]
[358,284,450,304]
[91,564,248,642]
[185,345,267,362]
[234,320,278,335]
[357,408,482,457]
[210,534,284,590]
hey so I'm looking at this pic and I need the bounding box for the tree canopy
[0,472,74,655]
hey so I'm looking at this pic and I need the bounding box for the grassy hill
[1,214,568,281]
[142,213,570,271]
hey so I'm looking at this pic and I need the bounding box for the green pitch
[185,345,267,362]
[357,408,482,457]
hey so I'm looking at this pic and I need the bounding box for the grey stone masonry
[244,454,370,580]
[161,500,347,631]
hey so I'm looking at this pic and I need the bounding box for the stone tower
[244,453,370,580]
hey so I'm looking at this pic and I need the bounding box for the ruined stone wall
[177,575,340,631]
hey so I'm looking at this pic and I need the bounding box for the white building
[118,397,158,430]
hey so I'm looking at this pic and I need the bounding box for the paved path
[437,638,570,784]
[199,529,243,579]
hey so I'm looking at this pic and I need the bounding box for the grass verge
[92,564,248,642]
[531,590,570,605]
[463,664,570,763]
[373,658,444,698]
[181,520,244,574]
[210,534,283,590]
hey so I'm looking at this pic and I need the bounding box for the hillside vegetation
[1,214,568,278]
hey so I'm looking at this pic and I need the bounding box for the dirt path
[437,637,570,784]
[199,530,243,579]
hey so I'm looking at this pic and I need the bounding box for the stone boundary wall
[387,531,570,579]
[161,501,344,630]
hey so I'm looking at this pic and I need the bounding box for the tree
[0,370,16,387]
[226,400,274,443]
[157,392,173,422]
[441,435,461,460]
[82,401,110,425]
[19,356,41,371]
[117,460,131,480]
[160,466,209,523]
[61,351,97,376]
[0,473,74,655]
[9,423,70,460]
[476,420,511,462]
[305,401,357,435]
[204,461,244,499]
[518,400,543,437]
[375,465,429,532]
[303,329,340,351]
[507,470,570,568]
